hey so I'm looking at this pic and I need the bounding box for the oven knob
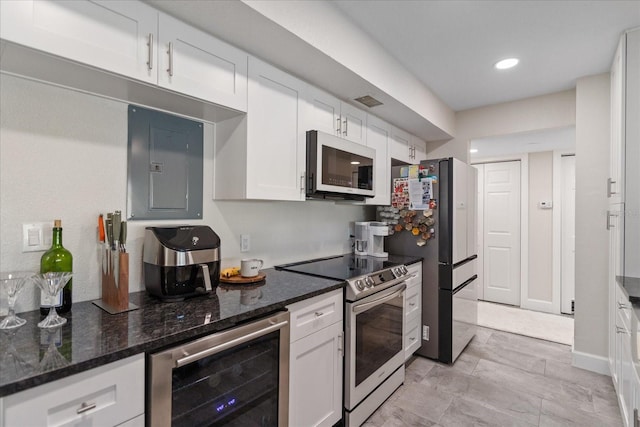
[393,267,402,276]
[401,266,408,275]
[355,279,365,291]
[365,277,374,288]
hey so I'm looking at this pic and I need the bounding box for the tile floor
[363,327,622,427]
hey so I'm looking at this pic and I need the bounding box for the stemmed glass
[32,272,72,328]
[0,271,34,329]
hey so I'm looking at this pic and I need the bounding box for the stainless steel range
[276,255,413,427]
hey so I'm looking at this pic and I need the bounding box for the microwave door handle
[353,284,406,314]
[175,320,289,368]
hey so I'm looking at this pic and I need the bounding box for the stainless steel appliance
[276,254,412,427]
[386,158,478,363]
[148,311,290,427]
[143,225,221,301]
[306,130,376,200]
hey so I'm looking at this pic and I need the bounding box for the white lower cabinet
[287,290,343,427]
[404,262,423,360]
[1,353,144,427]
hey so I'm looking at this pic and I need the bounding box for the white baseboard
[572,349,611,376]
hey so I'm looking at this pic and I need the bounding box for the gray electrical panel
[127,105,203,220]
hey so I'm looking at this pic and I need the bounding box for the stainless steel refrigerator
[385,157,478,363]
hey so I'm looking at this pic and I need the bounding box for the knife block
[94,247,137,314]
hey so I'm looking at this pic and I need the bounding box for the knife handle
[106,219,113,248]
[119,221,127,252]
[98,214,105,242]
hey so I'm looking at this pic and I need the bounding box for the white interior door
[483,161,521,306]
[561,155,576,314]
[474,164,485,300]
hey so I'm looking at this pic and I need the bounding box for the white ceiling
[333,0,640,111]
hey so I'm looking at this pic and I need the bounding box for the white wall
[574,73,611,360]
[428,90,577,162]
[528,151,554,302]
[0,74,369,313]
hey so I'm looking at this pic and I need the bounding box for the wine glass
[39,326,69,371]
[0,271,34,329]
[32,272,72,328]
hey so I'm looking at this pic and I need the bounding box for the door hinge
[571,300,575,313]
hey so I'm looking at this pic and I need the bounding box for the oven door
[345,283,406,410]
[148,311,289,427]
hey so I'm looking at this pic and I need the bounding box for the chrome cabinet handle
[338,331,344,356]
[618,301,630,310]
[616,326,630,335]
[336,117,342,134]
[343,118,348,136]
[314,311,324,317]
[167,42,174,77]
[409,336,416,341]
[607,211,618,230]
[409,302,416,307]
[607,178,617,197]
[300,173,305,192]
[147,33,153,71]
[77,401,97,414]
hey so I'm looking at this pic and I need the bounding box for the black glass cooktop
[275,254,400,281]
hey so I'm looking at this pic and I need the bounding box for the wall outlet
[422,325,430,341]
[240,234,250,252]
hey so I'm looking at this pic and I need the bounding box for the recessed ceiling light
[470,148,478,153]
[350,161,361,165]
[495,58,519,70]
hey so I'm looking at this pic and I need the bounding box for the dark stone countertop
[0,268,343,397]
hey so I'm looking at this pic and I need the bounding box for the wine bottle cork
[54,219,62,228]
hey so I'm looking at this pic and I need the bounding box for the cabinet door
[610,34,625,204]
[306,86,342,137]
[365,115,391,205]
[405,317,422,360]
[289,322,343,427]
[412,136,428,162]
[390,126,413,164]
[0,0,157,84]
[340,102,367,145]
[158,13,248,112]
[246,57,306,201]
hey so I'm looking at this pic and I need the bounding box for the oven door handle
[175,320,289,368]
[353,284,406,314]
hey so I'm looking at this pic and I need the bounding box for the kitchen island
[0,268,343,397]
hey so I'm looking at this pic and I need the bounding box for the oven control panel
[346,264,410,301]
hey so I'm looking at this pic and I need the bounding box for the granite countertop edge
[1,271,344,397]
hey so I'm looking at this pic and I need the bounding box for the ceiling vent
[354,95,383,108]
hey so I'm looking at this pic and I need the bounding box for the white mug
[241,259,263,277]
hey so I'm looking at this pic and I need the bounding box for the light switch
[22,222,52,252]
[240,234,250,252]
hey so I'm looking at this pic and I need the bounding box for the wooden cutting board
[219,272,266,284]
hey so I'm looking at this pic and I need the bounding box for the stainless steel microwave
[306,130,376,200]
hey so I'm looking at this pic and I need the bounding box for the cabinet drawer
[405,285,421,319]
[404,317,421,360]
[3,354,144,427]
[287,289,343,342]
[405,262,422,288]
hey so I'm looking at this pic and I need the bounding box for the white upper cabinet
[365,115,391,205]
[157,14,248,112]
[305,86,367,145]
[412,135,428,162]
[214,56,306,201]
[390,126,426,164]
[390,126,413,163]
[0,0,158,84]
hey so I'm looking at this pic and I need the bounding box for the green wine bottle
[40,219,73,315]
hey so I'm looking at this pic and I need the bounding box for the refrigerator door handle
[453,274,478,295]
[452,254,478,269]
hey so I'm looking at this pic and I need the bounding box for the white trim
[472,153,528,309]
[554,150,576,316]
[572,349,612,376]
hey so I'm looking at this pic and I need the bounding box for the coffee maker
[354,221,389,258]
